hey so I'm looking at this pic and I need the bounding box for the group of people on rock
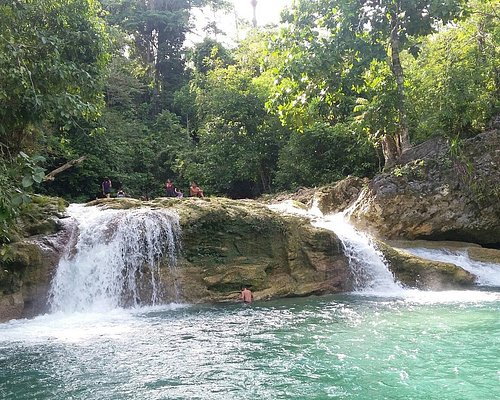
[100,177,204,199]
[164,179,204,198]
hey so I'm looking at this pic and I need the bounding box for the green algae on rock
[376,241,476,289]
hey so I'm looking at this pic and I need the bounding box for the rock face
[1,193,487,322]
[318,129,500,247]
[149,197,352,303]
[0,196,69,322]
[376,241,476,290]
[315,176,369,214]
[0,197,352,321]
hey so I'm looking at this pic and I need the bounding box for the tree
[192,38,233,74]
[0,0,109,241]
[406,0,500,141]
[270,0,467,165]
[275,122,378,189]
[186,63,284,196]
[363,0,467,161]
[0,0,109,154]
[102,0,228,113]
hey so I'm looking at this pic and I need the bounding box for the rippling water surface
[1,293,499,400]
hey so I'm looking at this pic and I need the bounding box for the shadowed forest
[1,0,498,240]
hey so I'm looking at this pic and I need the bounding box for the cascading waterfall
[269,200,403,294]
[49,204,181,313]
[399,247,500,286]
[312,213,404,295]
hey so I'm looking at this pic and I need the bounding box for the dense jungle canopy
[0,0,499,244]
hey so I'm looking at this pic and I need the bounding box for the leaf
[21,175,33,188]
[11,195,23,207]
[32,172,45,183]
[31,155,46,163]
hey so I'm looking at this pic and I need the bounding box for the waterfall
[49,204,181,313]
[311,212,403,295]
[400,247,500,287]
[269,201,403,295]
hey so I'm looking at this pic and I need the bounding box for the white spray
[269,199,403,295]
[400,247,500,286]
[49,204,181,313]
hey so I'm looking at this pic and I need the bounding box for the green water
[1,292,499,399]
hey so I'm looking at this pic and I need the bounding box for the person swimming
[239,286,253,304]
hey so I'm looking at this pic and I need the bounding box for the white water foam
[399,289,500,304]
[312,213,404,296]
[49,204,181,313]
[0,303,189,345]
[269,200,500,303]
[399,247,500,287]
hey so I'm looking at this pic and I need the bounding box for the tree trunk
[382,135,400,168]
[44,156,86,181]
[389,6,411,154]
[259,164,270,193]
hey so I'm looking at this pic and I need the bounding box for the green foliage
[3,0,496,206]
[185,63,285,196]
[0,0,109,235]
[406,0,500,141]
[102,0,225,108]
[0,151,46,244]
[391,160,426,179]
[275,122,379,189]
[269,0,380,131]
[353,60,399,145]
[0,0,109,152]
[105,55,149,115]
[268,0,467,162]
[192,38,233,74]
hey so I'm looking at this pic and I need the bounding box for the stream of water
[1,203,499,399]
[49,205,181,312]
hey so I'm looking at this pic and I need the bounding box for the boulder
[150,197,351,302]
[0,196,69,322]
[0,197,352,320]
[376,241,476,289]
[319,130,500,247]
[314,176,369,214]
[387,239,500,266]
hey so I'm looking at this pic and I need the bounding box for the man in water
[240,286,253,304]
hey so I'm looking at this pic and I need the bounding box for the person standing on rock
[240,286,253,304]
[165,179,176,197]
[101,177,112,198]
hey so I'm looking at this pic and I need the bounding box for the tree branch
[44,156,86,181]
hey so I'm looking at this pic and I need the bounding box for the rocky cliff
[316,129,500,247]
[103,197,352,304]
[0,196,68,322]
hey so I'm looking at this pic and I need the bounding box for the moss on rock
[160,197,351,302]
[16,195,67,238]
[377,241,475,289]
[0,196,68,322]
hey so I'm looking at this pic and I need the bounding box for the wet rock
[151,197,351,302]
[376,241,476,290]
[0,196,69,322]
[315,177,369,215]
[1,197,352,320]
[319,130,500,247]
[388,239,500,265]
